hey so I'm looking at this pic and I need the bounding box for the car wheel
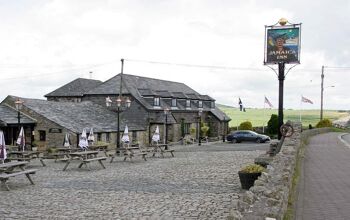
[231,139,237,143]
[256,138,262,143]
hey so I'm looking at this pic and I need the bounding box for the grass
[219,107,349,127]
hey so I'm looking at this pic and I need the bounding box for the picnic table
[0,161,38,191]
[7,151,45,166]
[88,145,108,157]
[62,151,106,171]
[110,144,147,163]
[39,147,77,166]
[150,144,175,158]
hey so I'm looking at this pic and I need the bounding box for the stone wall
[228,124,335,219]
[228,122,303,220]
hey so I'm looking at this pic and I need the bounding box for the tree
[267,114,278,135]
[239,121,253,130]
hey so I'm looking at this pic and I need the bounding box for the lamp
[198,108,203,146]
[164,107,169,148]
[105,59,131,153]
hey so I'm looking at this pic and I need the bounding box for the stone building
[0,74,230,150]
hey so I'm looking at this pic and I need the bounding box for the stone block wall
[228,122,302,220]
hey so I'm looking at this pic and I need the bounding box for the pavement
[0,141,268,220]
[295,132,350,220]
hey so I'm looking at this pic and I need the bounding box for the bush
[316,119,332,128]
[267,114,278,135]
[190,127,196,137]
[201,123,209,137]
[239,121,253,130]
[240,164,266,173]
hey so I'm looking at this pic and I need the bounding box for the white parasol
[152,126,160,143]
[121,125,130,143]
[16,127,25,151]
[79,129,89,150]
[88,127,95,144]
[63,133,71,147]
[0,130,7,163]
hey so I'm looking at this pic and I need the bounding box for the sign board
[49,128,62,133]
[264,26,300,64]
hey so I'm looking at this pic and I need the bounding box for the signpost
[264,18,301,139]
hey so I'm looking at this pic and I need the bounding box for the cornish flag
[264,96,273,108]
[301,96,313,104]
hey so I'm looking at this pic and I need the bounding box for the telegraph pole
[320,66,324,120]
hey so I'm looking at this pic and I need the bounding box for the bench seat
[0,169,38,191]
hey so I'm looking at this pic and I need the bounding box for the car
[226,130,270,143]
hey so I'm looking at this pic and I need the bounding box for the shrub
[267,114,278,135]
[240,164,266,173]
[190,127,196,137]
[239,121,253,130]
[201,123,209,137]
[316,119,332,128]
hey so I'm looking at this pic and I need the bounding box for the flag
[238,98,243,111]
[16,127,25,151]
[0,130,7,162]
[264,96,273,108]
[301,96,313,104]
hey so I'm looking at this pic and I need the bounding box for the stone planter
[238,171,262,190]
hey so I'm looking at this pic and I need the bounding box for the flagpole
[263,97,266,134]
[299,95,302,122]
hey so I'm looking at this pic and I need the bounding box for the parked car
[227,130,270,143]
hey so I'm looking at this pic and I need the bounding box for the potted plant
[238,164,266,190]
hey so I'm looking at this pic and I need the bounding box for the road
[295,132,350,220]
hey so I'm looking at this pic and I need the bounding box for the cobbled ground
[0,142,266,220]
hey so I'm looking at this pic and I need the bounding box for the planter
[238,171,262,190]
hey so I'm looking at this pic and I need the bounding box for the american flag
[301,96,313,104]
[264,96,273,108]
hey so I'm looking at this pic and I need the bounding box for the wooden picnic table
[110,146,147,163]
[7,151,43,165]
[88,145,108,156]
[62,151,106,171]
[0,161,38,191]
[150,144,175,158]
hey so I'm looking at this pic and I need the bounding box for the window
[132,131,137,142]
[97,133,102,142]
[39,130,46,141]
[154,97,160,106]
[211,101,215,108]
[184,123,191,134]
[186,100,191,108]
[198,100,203,108]
[106,133,110,142]
[171,98,177,107]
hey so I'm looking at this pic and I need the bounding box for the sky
[1,0,349,110]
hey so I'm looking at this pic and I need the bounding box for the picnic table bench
[150,144,175,158]
[7,151,44,166]
[62,151,106,171]
[110,146,147,162]
[0,161,38,191]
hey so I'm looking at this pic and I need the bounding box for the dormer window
[198,100,203,108]
[154,97,160,106]
[211,101,215,109]
[171,98,177,107]
[186,100,191,108]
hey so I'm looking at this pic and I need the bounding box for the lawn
[219,107,349,128]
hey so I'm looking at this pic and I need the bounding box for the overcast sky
[1,0,349,110]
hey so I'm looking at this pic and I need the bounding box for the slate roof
[210,107,231,121]
[45,78,102,97]
[0,104,36,125]
[7,96,145,133]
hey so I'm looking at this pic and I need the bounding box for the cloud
[0,0,349,110]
